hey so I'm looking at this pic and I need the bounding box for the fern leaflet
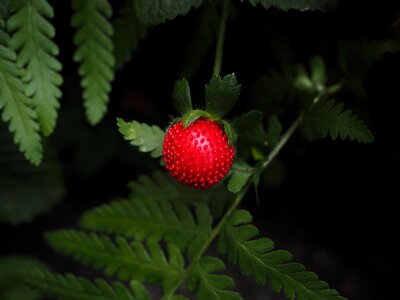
[188,256,242,300]
[0,18,42,165]
[113,0,146,70]
[45,230,184,293]
[71,0,115,125]
[117,118,165,157]
[8,0,62,136]
[303,98,374,143]
[80,176,212,258]
[25,269,151,300]
[218,209,346,300]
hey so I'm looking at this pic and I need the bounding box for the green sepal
[172,79,192,115]
[205,74,241,117]
[181,109,213,128]
[221,120,236,145]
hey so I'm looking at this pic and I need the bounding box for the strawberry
[162,118,235,189]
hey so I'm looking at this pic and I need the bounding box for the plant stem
[163,185,249,299]
[262,111,304,170]
[164,111,304,298]
[213,0,229,76]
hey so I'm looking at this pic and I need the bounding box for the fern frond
[45,230,185,292]
[303,98,374,143]
[113,0,146,70]
[25,269,150,300]
[218,209,346,300]
[188,256,243,300]
[8,0,62,136]
[71,0,115,125]
[117,118,164,157]
[80,177,212,257]
[0,18,42,165]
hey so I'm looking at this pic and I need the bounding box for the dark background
[2,0,399,299]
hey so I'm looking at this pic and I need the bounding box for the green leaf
[0,127,64,225]
[0,21,42,165]
[266,115,282,149]
[188,256,243,300]
[205,74,241,117]
[135,0,203,25]
[218,209,346,300]
[8,0,63,136]
[80,172,213,258]
[242,0,328,11]
[113,0,146,70]
[303,98,374,143]
[0,256,45,300]
[45,230,184,292]
[339,40,400,99]
[309,56,327,88]
[228,160,253,193]
[180,1,219,78]
[25,269,150,300]
[0,0,10,19]
[231,111,263,135]
[71,0,115,125]
[181,109,213,128]
[172,79,192,115]
[117,118,165,157]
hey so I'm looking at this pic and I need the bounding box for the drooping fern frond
[0,18,42,165]
[302,98,374,143]
[135,0,204,26]
[218,209,346,300]
[8,0,62,136]
[187,256,243,300]
[113,0,146,70]
[80,179,212,257]
[117,118,165,157]
[45,230,185,293]
[25,269,151,300]
[71,0,115,125]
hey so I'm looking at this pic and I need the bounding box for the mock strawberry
[162,118,235,189]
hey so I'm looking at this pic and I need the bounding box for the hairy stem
[164,111,304,298]
[213,0,229,76]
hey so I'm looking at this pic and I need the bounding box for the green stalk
[213,0,229,76]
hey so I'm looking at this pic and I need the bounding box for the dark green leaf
[71,0,115,125]
[205,74,241,117]
[45,231,184,292]
[25,269,150,300]
[135,0,203,25]
[0,0,9,18]
[231,111,263,135]
[228,160,253,193]
[242,0,328,11]
[310,56,327,87]
[339,40,400,99]
[302,98,374,143]
[0,127,63,225]
[0,21,42,165]
[117,118,165,157]
[8,0,63,136]
[113,0,147,70]
[80,172,214,258]
[172,79,192,115]
[188,256,243,300]
[218,209,347,300]
[266,115,282,149]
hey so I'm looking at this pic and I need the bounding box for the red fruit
[162,118,235,189]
